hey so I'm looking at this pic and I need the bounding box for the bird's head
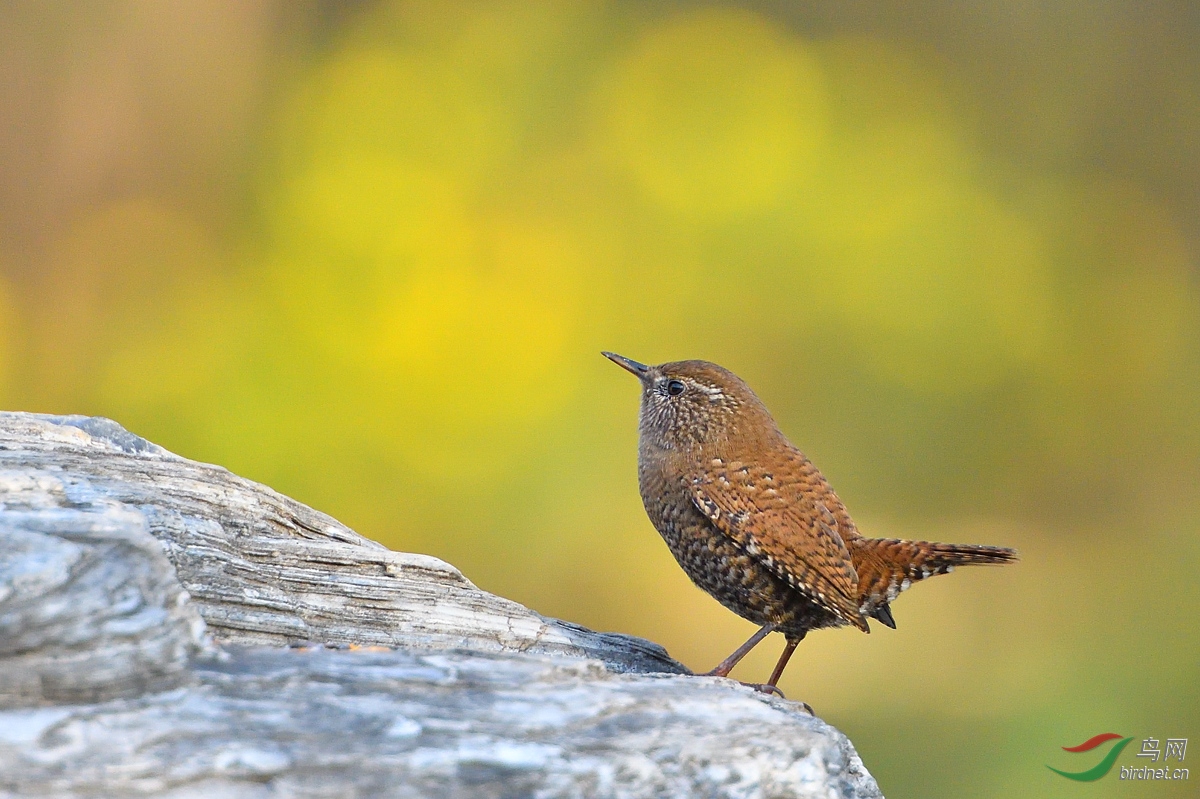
[602,352,779,456]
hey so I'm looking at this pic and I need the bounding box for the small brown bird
[604,352,1017,698]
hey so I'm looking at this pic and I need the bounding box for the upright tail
[850,538,1017,629]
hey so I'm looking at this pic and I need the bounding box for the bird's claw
[742,681,785,698]
[743,681,815,713]
[699,672,813,712]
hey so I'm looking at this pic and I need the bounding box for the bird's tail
[850,538,1018,628]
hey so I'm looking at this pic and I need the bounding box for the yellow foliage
[5,6,1199,797]
[596,8,828,218]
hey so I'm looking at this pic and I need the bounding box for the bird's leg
[757,634,813,712]
[767,634,801,687]
[701,625,812,709]
[702,623,776,678]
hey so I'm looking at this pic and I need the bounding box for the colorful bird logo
[1047,733,1134,781]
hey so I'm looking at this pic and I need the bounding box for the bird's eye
[666,379,685,396]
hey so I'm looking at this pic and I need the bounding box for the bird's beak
[602,351,650,379]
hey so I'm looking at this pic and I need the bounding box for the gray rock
[0,412,883,798]
[0,469,204,707]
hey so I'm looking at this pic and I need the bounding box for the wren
[604,352,1017,698]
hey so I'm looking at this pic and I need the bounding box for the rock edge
[0,412,883,799]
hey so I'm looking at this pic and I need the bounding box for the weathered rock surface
[0,412,883,798]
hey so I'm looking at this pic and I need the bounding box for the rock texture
[0,412,883,798]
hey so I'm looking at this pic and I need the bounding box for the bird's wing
[687,454,866,630]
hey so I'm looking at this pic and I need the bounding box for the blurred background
[2,1,1197,796]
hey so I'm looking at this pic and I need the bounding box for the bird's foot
[741,681,785,698]
[740,682,814,714]
[698,667,814,713]
[699,670,783,696]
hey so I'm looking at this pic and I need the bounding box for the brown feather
[852,538,1018,614]
[687,457,868,631]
